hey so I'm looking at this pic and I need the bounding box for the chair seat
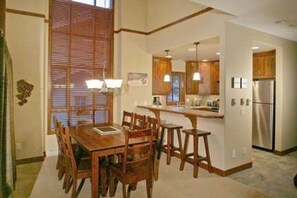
[182,129,211,136]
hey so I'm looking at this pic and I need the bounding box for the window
[72,0,112,9]
[166,72,185,105]
[49,0,114,133]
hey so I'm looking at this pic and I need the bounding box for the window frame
[48,0,115,134]
[166,72,185,106]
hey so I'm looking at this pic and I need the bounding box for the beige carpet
[31,155,270,198]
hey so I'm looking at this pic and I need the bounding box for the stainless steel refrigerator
[252,80,275,151]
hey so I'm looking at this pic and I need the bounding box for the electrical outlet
[243,147,247,155]
[16,143,22,150]
[232,149,236,158]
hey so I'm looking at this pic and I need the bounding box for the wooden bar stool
[179,129,213,178]
[159,123,183,165]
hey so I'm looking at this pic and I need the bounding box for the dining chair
[146,116,161,180]
[53,116,65,181]
[132,113,146,130]
[109,128,154,198]
[59,122,91,197]
[121,111,134,129]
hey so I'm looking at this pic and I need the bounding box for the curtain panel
[0,36,16,198]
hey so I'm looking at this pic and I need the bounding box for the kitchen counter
[137,105,224,128]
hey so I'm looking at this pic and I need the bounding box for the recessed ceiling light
[252,46,260,50]
[216,52,220,55]
[188,48,196,52]
[202,59,208,62]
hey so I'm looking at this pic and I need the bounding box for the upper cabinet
[186,60,219,95]
[152,57,171,95]
[253,50,275,79]
[185,61,199,94]
[199,61,219,95]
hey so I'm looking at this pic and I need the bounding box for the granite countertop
[137,105,224,119]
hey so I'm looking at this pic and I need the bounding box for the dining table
[70,123,127,198]
[70,123,156,198]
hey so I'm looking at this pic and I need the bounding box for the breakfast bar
[137,105,224,128]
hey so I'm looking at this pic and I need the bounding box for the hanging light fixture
[86,61,122,94]
[164,50,171,82]
[193,42,201,81]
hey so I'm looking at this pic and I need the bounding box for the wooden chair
[122,111,134,129]
[53,116,65,181]
[146,116,161,180]
[132,113,146,130]
[109,128,154,198]
[59,123,91,197]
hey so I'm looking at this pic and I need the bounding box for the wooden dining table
[70,123,127,198]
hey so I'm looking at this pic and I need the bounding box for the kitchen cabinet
[253,50,275,79]
[186,61,219,95]
[152,57,171,95]
[198,61,220,95]
[185,61,199,94]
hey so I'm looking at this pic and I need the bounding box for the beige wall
[6,0,47,160]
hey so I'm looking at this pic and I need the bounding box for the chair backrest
[59,122,78,173]
[123,128,153,176]
[146,116,160,140]
[132,113,146,130]
[121,111,134,129]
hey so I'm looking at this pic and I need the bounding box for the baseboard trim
[274,145,297,156]
[16,155,45,165]
[162,150,252,177]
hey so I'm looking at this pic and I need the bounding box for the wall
[6,0,47,160]
[113,0,152,124]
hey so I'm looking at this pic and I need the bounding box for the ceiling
[153,0,295,61]
[191,0,297,42]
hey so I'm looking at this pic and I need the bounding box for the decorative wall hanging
[16,79,34,106]
[127,72,148,86]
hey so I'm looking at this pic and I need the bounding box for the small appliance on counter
[153,96,162,106]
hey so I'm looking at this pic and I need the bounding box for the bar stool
[159,123,183,165]
[179,129,213,178]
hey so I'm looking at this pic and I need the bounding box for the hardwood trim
[6,8,45,18]
[16,155,45,165]
[114,28,147,35]
[161,149,252,177]
[223,162,253,176]
[148,7,213,35]
[114,7,213,35]
[274,146,297,156]
[44,19,49,23]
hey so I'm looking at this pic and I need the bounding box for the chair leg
[203,135,213,173]
[71,178,77,198]
[167,129,171,165]
[193,135,199,178]
[122,184,127,198]
[157,128,165,160]
[177,129,183,153]
[180,134,189,171]
[76,178,86,197]
[109,173,115,197]
[146,178,152,198]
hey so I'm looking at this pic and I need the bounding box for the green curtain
[0,35,16,197]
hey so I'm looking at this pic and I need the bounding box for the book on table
[93,126,121,135]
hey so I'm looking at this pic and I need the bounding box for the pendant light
[164,50,171,82]
[193,42,201,81]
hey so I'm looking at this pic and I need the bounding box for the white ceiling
[191,0,297,42]
[154,0,295,61]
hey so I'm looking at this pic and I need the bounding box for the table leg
[92,152,99,198]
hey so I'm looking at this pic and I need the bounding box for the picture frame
[127,72,148,86]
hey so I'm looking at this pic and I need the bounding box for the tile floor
[12,149,297,198]
[228,149,297,198]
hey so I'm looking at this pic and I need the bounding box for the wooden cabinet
[185,61,199,94]
[253,50,275,79]
[152,57,171,95]
[199,61,219,95]
[186,61,219,95]
[210,61,219,95]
